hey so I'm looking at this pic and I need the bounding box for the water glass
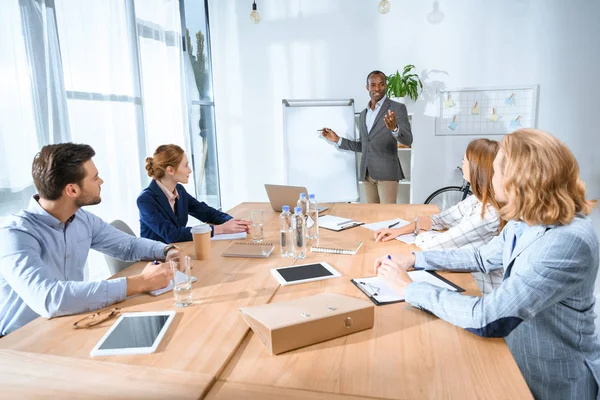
[169,256,192,307]
[250,209,264,242]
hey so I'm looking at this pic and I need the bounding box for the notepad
[211,232,247,241]
[351,270,464,305]
[149,270,198,296]
[318,215,364,231]
[311,241,363,255]
[222,241,275,258]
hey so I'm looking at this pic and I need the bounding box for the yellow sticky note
[443,98,455,108]
[471,105,480,115]
[488,114,499,122]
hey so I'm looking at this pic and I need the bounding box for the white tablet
[90,311,176,357]
[270,262,341,286]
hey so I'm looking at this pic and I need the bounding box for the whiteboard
[282,99,358,203]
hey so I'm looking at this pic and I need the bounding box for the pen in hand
[388,221,399,228]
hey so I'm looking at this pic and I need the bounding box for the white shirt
[336,97,398,146]
[415,194,503,295]
[365,96,386,132]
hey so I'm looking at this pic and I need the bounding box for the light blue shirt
[336,97,397,146]
[0,196,166,335]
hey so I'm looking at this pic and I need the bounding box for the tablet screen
[98,315,170,350]
[277,263,333,282]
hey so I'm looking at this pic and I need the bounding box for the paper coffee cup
[191,223,212,260]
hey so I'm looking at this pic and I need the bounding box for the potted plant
[386,65,423,103]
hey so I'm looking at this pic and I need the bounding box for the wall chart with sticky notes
[435,85,539,135]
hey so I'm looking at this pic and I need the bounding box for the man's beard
[75,195,101,208]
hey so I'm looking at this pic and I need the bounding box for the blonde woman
[374,129,599,399]
[375,138,504,295]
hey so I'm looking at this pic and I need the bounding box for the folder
[239,293,374,354]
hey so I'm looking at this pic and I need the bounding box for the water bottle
[279,205,293,257]
[297,193,309,216]
[307,194,319,240]
[292,206,306,259]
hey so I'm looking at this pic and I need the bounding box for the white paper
[149,271,197,296]
[318,215,356,231]
[354,270,459,302]
[397,233,416,244]
[211,232,247,241]
[361,218,410,232]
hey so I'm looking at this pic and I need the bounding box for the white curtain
[3,0,195,280]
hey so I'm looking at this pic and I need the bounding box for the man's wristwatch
[163,244,181,257]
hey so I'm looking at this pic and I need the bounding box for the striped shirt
[415,194,502,295]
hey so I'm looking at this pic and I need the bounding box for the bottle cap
[294,207,302,213]
[282,205,290,212]
[299,193,307,198]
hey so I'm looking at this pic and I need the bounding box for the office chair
[103,220,136,276]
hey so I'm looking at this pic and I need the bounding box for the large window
[182,0,221,208]
[2,0,221,278]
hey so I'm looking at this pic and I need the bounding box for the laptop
[264,184,330,213]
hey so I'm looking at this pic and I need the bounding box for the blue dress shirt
[0,196,166,335]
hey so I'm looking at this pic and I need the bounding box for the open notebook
[352,270,464,305]
[222,242,275,258]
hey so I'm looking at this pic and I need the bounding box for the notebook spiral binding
[234,241,274,246]
[311,246,354,255]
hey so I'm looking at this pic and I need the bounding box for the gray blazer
[339,98,412,181]
[406,216,600,399]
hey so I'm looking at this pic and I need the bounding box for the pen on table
[387,255,392,261]
[153,260,159,265]
[388,221,400,228]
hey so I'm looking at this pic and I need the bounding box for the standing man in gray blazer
[322,70,413,204]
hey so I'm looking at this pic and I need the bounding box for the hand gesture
[373,253,416,275]
[383,110,397,131]
[374,228,401,242]
[214,219,251,235]
[140,261,173,292]
[165,248,185,263]
[321,127,340,143]
[377,258,413,296]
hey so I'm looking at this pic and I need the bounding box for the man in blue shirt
[0,143,183,336]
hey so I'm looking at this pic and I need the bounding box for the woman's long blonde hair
[499,129,595,225]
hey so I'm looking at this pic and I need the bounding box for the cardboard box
[239,293,374,355]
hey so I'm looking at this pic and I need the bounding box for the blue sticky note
[505,97,516,105]
[510,119,521,129]
[448,121,457,130]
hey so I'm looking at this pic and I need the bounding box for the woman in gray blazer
[375,129,599,399]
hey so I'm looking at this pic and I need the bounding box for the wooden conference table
[0,203,532,399]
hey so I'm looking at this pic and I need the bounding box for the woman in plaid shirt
[374,138,504,295]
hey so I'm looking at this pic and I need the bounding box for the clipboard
[351,271,465,306]
[320,222,365,232]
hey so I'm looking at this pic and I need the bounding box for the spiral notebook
[310,241,363,255]
[222,241,275,258]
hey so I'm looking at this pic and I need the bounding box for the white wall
[208,1,600,248]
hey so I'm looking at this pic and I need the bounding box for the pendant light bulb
[427,1,445,24]
[250,1,261,24]
[378,0,391,14]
